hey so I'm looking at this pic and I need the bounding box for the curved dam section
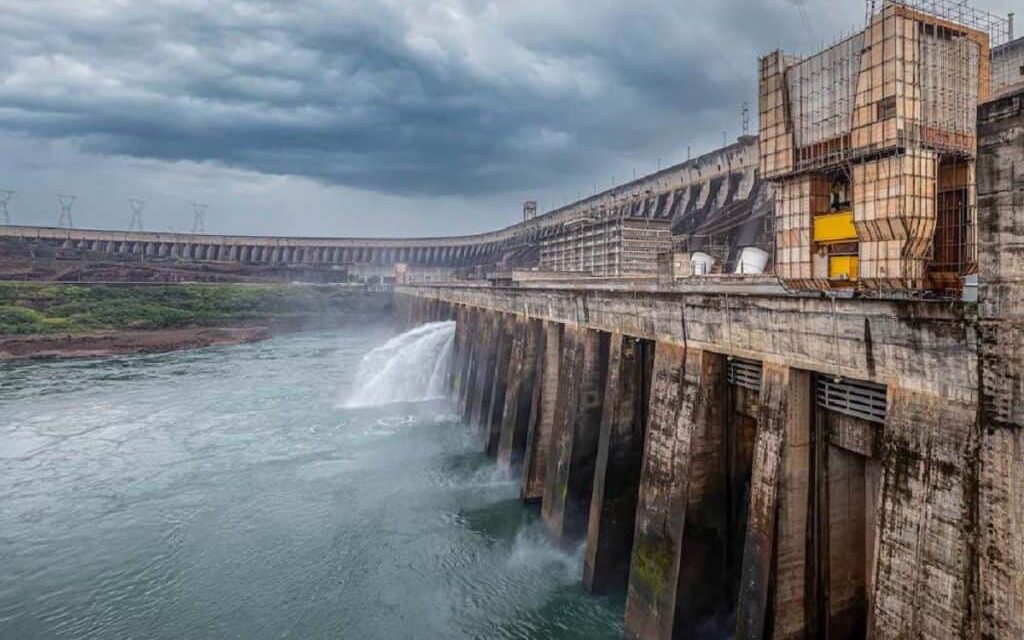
[0,136,760,272]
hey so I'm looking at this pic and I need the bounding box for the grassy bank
[0,283,381,335]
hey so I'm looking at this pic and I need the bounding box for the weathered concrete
[484,316,515,456]
[497,318,543,473]
[734,365,809,640]
[621,343,699,640]
[973,90,1024,640]
[469,312,500,431]
[583,335,652,594]
[541,326,610,544]
[673,352,730,637]
[521,321,562,502]
[396,285,976,399]
[387,90,1024,640]
[870,387,977,639]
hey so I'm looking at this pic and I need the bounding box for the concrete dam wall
[388,90,1024,640]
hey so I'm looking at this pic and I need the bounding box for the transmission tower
[190,203,208,233]
[0,190,13,225]
[129,198,145,231]
[742,102,750,136]
[57,194,77,228]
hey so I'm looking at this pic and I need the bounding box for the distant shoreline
[0,325,273,360]
[0,282,393,360]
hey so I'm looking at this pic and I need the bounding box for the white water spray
[344,321,455,408]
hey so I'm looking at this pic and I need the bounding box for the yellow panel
[814,211,858,243]
[829,256,860,281]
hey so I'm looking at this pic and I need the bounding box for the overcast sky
[0,0,1015,237]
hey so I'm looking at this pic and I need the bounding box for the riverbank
[0,326,272,360]
[0,282,391,359]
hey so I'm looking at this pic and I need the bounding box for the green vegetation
[630,535,676,599]
[0,283,369,335]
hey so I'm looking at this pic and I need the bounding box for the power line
[793,0,817,44]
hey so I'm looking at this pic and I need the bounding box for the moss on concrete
[631,534,676,598]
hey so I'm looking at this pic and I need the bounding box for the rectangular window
[876,96,897,121]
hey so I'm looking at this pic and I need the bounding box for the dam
[388,26,1024,640]
[2,2,1022,638]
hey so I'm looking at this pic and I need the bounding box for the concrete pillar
[521,321,563,502]
[483,317,515,456]
[623,344,722,640]
[497,318,543,474]
[735,364,811,640]
[457,310,481,418]
[866,387,977,640]
[467,312,499,429]
[541,326,610,544]
[975,93,1024,640]
[584,335,653,595]
[449,306,469,395]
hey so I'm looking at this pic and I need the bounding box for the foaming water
[0,325,624,640]
[344,321,455,408]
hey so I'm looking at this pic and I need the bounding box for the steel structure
[129,198,145,231]
[57,194,77,228]
[0,190,13,225]
[190,203,208,234]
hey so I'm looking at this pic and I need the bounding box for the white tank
[734,247,770,275]
[690,252,715,276]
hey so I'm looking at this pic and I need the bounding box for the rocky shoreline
[0,326,273,360]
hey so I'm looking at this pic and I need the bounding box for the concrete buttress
[521,321,562,502]
[584,334,652,594]
[541,326,610,544]
[484,316,515,456]
[498,319,543,473]
[623,342,702,640]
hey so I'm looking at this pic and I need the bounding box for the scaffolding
[883,0,1010,46]
[990,36,1024,98]
[760,0,994,293]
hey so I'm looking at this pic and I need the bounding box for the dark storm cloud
[0,0,821,198]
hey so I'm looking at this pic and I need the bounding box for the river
[0,322,625,639]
